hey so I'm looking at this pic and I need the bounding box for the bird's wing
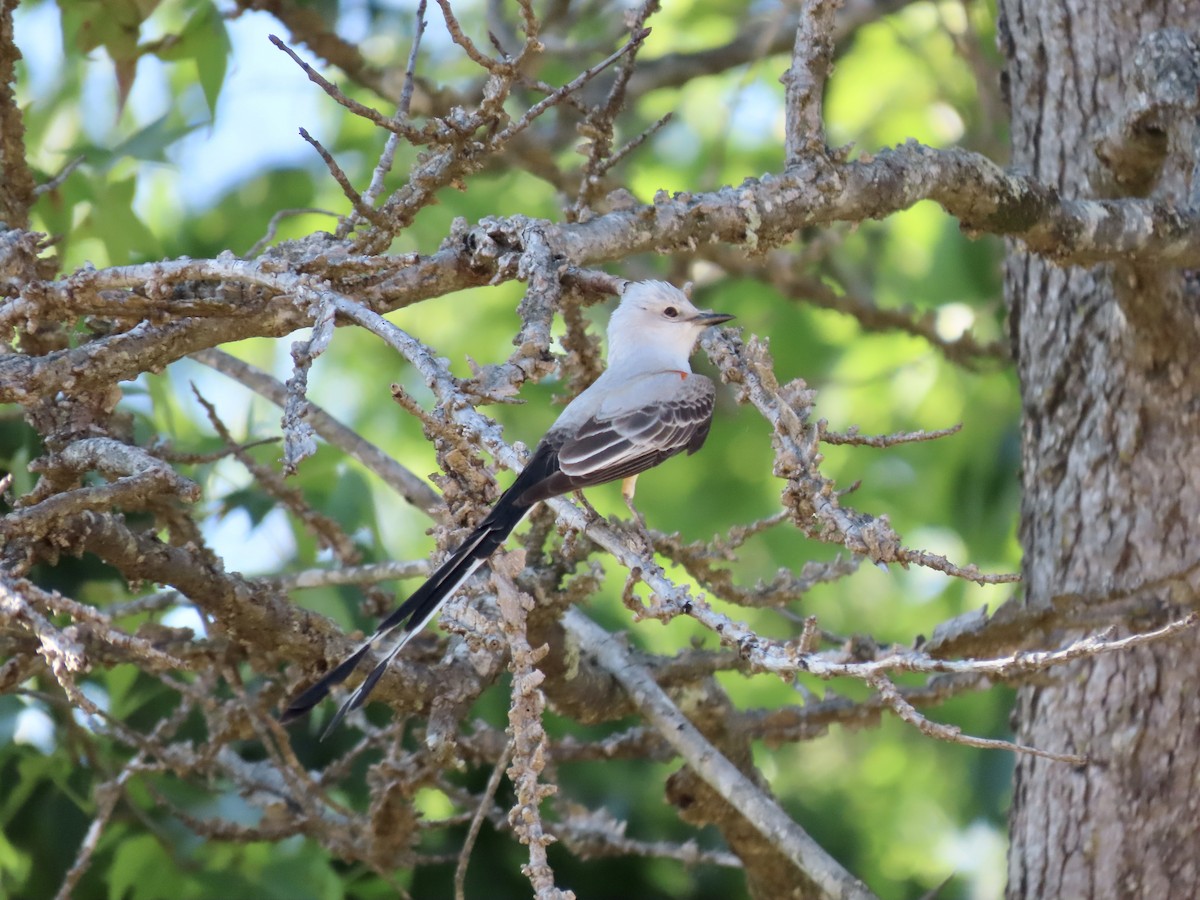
[544,373,716,494]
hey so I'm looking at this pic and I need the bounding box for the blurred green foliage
[4,1,1018,898]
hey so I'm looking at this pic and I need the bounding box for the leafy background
[3,1,1019,897]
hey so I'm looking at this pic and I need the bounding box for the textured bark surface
[1001,1,1200,897]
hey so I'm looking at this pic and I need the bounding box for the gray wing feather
[556,377,715,484]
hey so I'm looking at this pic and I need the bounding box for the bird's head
[607,281,734,367]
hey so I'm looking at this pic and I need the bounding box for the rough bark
[0,0,35,229]
[1002,2,1200,897]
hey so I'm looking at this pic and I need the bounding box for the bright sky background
[13,0,785,210]
[15,1,327,208]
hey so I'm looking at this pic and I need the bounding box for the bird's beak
[692,310,735,326]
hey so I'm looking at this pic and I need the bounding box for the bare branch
[564,609,877,900]
[3,575,189,674]
[555,805,743,868]
[497,557,572,899]
[781,0,841,162]
[265,560,430,591]
[1,438,200,542]
[12,141,1200,409]
[433,0,506,73]
[191,348,443,516]
[819,420,964,447]
[700,328,1015,582]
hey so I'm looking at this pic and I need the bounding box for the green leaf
[107,833,171,900]
[69,114,201,175]
[58,0,158,105]
[76,176,160,264]
[59,0,140,56]
[0,826,33,891]
[156,1,231,117]
[326,467,374,533]
[101,665,142,719]
[222,487,277,528]
[110,114,202,166]
[1,753,70,824]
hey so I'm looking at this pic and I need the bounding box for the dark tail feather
[281,492,531,734]
[279,643,371,724]
[317,653,392,739]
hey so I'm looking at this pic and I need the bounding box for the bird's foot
[612,499,654,556]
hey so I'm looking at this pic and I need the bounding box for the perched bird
[282,280,734,735]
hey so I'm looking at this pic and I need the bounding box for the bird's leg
[621,476,648,529]
[574,490,603,524]
[617,475,655,558]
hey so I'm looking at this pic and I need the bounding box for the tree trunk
[1001,1,1200,896]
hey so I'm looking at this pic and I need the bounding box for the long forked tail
[280,494,531,736]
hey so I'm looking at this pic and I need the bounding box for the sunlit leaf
[155,1,230,116]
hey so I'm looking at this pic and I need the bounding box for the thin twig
[355,0,428,232]
[298,127,387,226]
[820,421,963,447]
[868,672,1087,765]
[454,742,512,900]
[269,35,424,141]
[592,112,672,181]
[433,0,504,73]
[244,207,338,258]
[34,153,85,196]
[53,754,143,899]
[493,28,651,146]
[191,386,361,563]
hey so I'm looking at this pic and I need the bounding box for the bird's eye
[663,306,679,318]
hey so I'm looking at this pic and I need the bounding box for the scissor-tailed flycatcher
[282,280,733,735]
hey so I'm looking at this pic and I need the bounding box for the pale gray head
[606,280,734,370]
